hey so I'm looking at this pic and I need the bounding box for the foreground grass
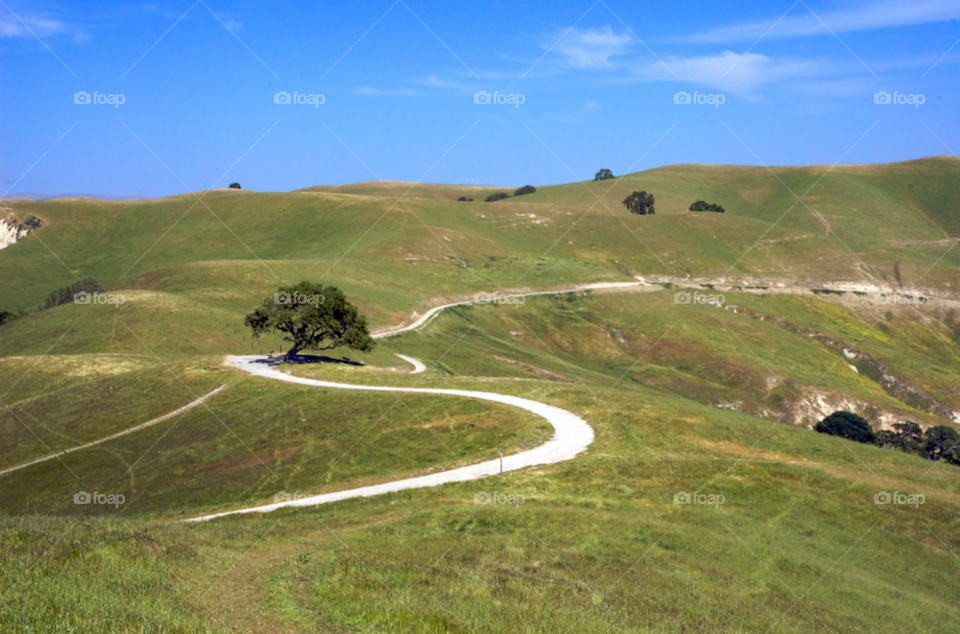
[2,380,957,632]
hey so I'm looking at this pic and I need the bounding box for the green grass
[3,158,959,318]
[2,158,960,632]
[3,363,957,632]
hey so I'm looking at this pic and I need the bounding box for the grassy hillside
[2,158,958,318]
[1,158,959,632]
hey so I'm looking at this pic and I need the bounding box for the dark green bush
[689,200,724,213]
[42,278,104,310]
[514,185,536,196]
[815,411,876,443]
[485,191,510,202]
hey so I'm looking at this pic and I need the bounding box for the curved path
[395,353,426,374]
[375,281,642,337]
[185,283,632,522]
[186,354,594,521]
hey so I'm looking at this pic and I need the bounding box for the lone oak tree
[245,282,374,360]
[622,190,656,215]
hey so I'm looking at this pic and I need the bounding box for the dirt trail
[0,385,227,477]
[185,358,593,522]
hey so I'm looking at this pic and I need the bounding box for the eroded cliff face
[0,215,42,249]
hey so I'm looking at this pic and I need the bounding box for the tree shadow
[253,354,365,367]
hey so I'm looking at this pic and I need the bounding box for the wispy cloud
[0,15,69,38]
[353,86,418,97]
[632,51,838,93]
[684,0,960,43]
[552,26,632,69]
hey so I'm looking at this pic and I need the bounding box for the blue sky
[1,0,959,197]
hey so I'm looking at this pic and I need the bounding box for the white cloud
[0,16,69,38]
[552,26,632,69]
[633,51,837,93]
[685,0,960,43]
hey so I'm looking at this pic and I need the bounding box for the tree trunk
[284,343,300,361]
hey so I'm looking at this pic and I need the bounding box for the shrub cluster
[42,278,103,310]
[689,200,725,213]
[457,196,473,202]
[514,185,536,196]
[485,191,510,202]
[815,411,960,466]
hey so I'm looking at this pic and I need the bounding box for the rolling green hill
[1,158,959,632]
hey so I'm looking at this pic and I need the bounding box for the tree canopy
[923,425,960,463]
[815,411,876,443]
[514,185,536,196]
[228,182,241,189]
[622,190,655,215]
[245,282,374,360]
[594,169,614,181]
[485,191,510,202]
[814,411,960,468]
[689,200,725,213]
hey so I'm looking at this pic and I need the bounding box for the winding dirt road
[185,287,609,522]
[186,356,593,522]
